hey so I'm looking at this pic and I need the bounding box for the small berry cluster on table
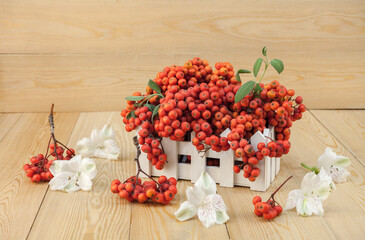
[253,176,292,220]
[23,104,75,183]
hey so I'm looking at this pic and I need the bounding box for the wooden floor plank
[220,112,365,240]
[130,180,230,240]
[0,113,22,142]
[311,110,365,165]
[0,112,79,240]
[27,112,135,240]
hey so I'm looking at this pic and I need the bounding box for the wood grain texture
[0,112,79,240]
[1,0,364,54]
[0,52,364,113]
[130,180,230,240]
[283,111,365,239]
[0,0,364,111]
[27,112,135,240]
[311,110,365,165]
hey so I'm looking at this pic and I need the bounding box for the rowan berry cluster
[23,105,75,183]
[111,136,177,204]
[253,196,283,220]
[253,176,292,220]
[121,50,305,181]
[23,145,75,182]
[111,176,177,204]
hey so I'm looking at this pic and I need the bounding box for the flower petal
[194,171,217,195]
[90,129,104,147]
[101,124,115,140]
[306,196,324,216]
[285,189,303,210]
[206,194,227,212]
[77,173,93,191]
[317,147,336,169]
[330,167,350,183]
[63,182,80,193]
[296,197,309,216]
[198,204,217,228]
[80,158,97,179]
[334,156,351,168]
[215,210,230,224]
[49,160,68,176]
[63,155,83,172]
[104,139,121,160]
[300,171,317,192]
[76,138,98,157]
[49,171,75,191]
[175,201,198,221]
[186,186,205,205]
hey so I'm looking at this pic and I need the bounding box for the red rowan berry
[252,196,262,205]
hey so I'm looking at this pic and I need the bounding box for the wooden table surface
[0,110,364,240]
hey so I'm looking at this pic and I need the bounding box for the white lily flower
[317,147,351,183]
[285,168,333,216]
[175,172,229,228]
[49,155,97,193]
[76,124,121,160]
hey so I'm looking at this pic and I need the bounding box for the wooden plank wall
[0,0,364,112]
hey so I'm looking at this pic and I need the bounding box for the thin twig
[267,175,292,205]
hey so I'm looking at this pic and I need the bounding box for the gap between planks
[308,110,365,168]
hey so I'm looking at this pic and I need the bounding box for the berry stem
[56,140,75,157]
[48,104,75,160]
[267,175,292,204]
[258,63,268,84]
[132,136,166,191]
[44,135,52,158]
[301,163,319,174]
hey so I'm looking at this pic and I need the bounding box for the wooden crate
[137,126,280,191]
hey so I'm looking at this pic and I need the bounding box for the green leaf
[235,69,251,83]
[254,83,262,95]
[270,59,284,74]
[126,110,136,120]
[148,79,161,93]
[262,46,267,57]
[125,96,145,101]
[151,105,160,124]
[234,81,256,103]
[145,103,156,112]
[253,58,263,78]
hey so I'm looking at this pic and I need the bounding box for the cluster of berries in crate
[111,175,177,204]
[120,47,306,184]
[23,105,76,183]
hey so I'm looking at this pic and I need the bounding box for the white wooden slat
[270,125,281,176]
[250,131,270,191]
[218,148,235,187]
[178,163,191,180]
[159,137,178,179]
[190,132,206,183]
